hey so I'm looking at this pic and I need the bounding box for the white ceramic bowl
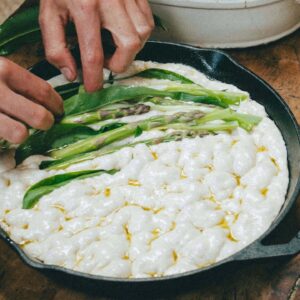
[150,0,300,48]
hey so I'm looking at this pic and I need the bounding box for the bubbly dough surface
[0,61,288,278]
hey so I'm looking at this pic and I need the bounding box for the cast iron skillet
[0,41,300,290]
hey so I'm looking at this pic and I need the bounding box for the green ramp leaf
[64,84,248,116]
[107,68,195,84]
[23,169,118,209]
[15,123,124,165]
[64,85,173,116]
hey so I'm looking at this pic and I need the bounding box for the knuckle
[85,51,103,66]
[46,49,63,64]
[78,0,97,10]
[31,107,53,129]
[149,20,155,31]
[38,14,47,27]
[138,25,153,38]
[38,10,53,29]
[11,124,28,144]
[123,37,142,52]
[40,83,53,100]
[0,57,10,77]
[110,64,127,74]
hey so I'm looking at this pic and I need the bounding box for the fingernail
[61,67,74,81]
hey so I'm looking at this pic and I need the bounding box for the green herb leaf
[22,169,118,209]
[106,68,195,84]
[160,121,239,132]
[64,83,248,117]
[134,126,143,137]
[165,84,248,106]
[137,68,194,84]
[15,123,123,165]
[96,122,125,134]
[15,124,98,164]
[196,108,262,131]
[64,85,173,116]
[175,93,228,108]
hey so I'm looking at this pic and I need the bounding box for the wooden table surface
[0,30,300,300]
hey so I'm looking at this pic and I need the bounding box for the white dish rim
[149,0,285,9]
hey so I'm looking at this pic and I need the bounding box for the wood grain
[0,29,300,300]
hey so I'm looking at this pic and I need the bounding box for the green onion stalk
[49,111,205,160]
[196,108,262,131]
[40,131,208,170]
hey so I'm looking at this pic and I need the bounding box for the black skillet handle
[235,230,300,260]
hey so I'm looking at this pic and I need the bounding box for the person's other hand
[39,0,154,92]
[0,58,63,144]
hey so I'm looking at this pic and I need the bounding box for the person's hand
[39,0,154,92]
[0,58,63,144]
